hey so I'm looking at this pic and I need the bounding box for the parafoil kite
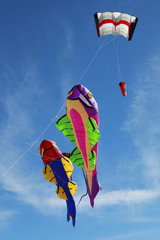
[94,11,138,41]
[56,84,101,207]
[94,11,138,96]
[39,140,77,227]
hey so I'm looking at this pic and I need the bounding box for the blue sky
[0,0,160,239]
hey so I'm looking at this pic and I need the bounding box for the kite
[39,139,77,227]
[94,11,138,96]
[56,84,101,207]
[119,82,127,96]
[94,11,138,41]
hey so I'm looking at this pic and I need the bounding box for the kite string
[77,35,118,85]
[77,46,101,84]
[0,102,65,180]
[0,35,118,180]
[113,38,123,82]
[77,169,88,208]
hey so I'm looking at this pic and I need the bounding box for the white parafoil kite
[94,11,138,41]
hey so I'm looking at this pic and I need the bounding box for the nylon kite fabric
[119,82,127,96]
[94,11,138,41]
[56,84,101,207]
[39,140,77,227]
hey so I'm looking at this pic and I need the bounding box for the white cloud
[77,189,160,210]
[97,189,160,206]
[100,228,160,240]
[2,172,65,215]
[0,61,59,227]
[0,210,18,230]
[0,63,42,178]
[123,51,160,189]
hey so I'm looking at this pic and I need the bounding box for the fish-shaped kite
[56,84,101,207]
[39,139,77,227]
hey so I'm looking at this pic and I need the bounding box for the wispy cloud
[0,61,42,175]
[0,56,73,226]
[96,189,160,207]
[99,228,160,240]
[123,51,160,189]
[0,210,18,230]
[0,61,56,226]
[63,25,74,57]
[2,171,65,215]
[77,188,160,211]
[56,21,76,100]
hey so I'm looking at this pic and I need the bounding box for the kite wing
[94,11,138,40]
[56,84,101,207]
[56,114,100,170]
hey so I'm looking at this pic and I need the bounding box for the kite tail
[66,199,76,227]
[86,173,102,207]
